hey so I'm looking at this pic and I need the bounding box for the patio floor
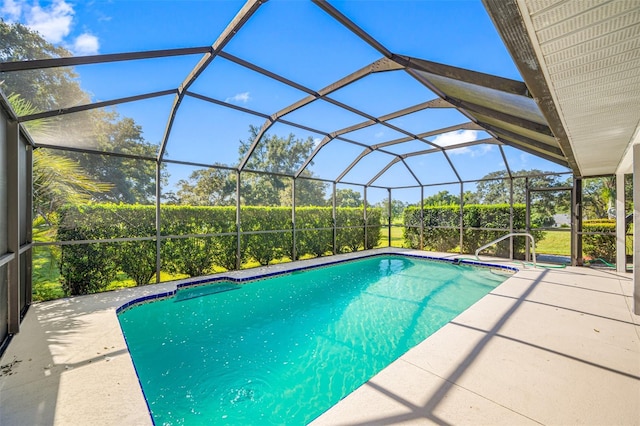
[1,249,638,425]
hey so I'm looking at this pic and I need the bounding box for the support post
[363,186,368,250]
[24,143,32,308]
[387,189,392,247]
[571,176,583,266]
[509,177,514,260]
[236,171,242,270]
[525,177,531,261]
[6,120,20,334]
[459,182,464,254]
[420,186,424,250]
[155,161,162,283]
[616,173,626,272]
[332,183,337,255]
[291,178,296,261]
[633,144,640,313]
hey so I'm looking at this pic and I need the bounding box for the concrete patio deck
[1,249,638,425]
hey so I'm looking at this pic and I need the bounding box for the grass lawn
[536,231,571,256]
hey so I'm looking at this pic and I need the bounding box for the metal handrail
[475,232,536,267]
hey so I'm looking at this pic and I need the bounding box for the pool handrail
[475,232,536,268]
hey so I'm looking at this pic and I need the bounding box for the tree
[177,126,328,206]
[423,190,459,206]
[65,113,161,204]
[376,197,407,220]
[582,177,615,219]
[240,126,326,206]
[334,189,363,207]
[473,170,571,226]
[176,167,236,206]
[0,21,89,112]
[1,21,159,205]
[6,94,111,223]
[33,150,112,223]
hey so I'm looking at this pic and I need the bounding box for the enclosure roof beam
[483,0,579,174]
[184,91,271,119]
[397,55,530,97]
[294,98,449,179]
[237,56,403,172]
[366,157,422,187]
[442,150,462,183]
[499,145,513,179]
[479,123,565,158]
[401,159,423,186]
[312,0,394,59]
[219,51,316,96]
[401,137,499,159]
[372,121,484,151]
[445,97,555,136]
[367,157,402,186]
[0,46,212,72]
[489,131,570,167]
[335,147,373,183]
[18,89,178,122]
[156,0,265,163]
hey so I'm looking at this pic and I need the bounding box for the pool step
[175,282,240,302]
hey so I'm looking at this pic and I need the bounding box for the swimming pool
[118,254,512,425]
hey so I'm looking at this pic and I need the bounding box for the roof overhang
[484,0,640,177]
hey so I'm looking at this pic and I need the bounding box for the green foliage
[33,149,113,223]
[403,204,542,257]
[423,190,459,206]
[582,177,616,220]
[161,205,237,274]
[238,126,327,206]
[375,198,407,220]
[56,204,381,295]
[582,219,616,263]
[57,204,156,294]
[295,207,334,257]
[2,21,160,205]
[176,167,236,206]
[241,207,292,265]
[335,189,363,207]
[0,21,89,112]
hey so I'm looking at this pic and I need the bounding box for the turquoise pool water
[118,255,509,425]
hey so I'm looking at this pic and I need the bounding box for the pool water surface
[118,255,509,425]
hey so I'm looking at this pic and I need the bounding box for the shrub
[403,204,542,258]
[582,219,616,263]
[56,204,382,294]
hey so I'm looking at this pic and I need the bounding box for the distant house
[552,213,571,227]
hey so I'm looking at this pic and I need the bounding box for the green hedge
[403,204,540,256]
[57,204,381,295]
[582,219,616,263]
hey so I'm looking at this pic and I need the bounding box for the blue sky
[1,0,569,201]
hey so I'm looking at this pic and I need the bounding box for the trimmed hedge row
[582,219,616,263]
[57,204,382,295]
[403,204,541,256]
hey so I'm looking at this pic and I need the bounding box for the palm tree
[7,93,111,226]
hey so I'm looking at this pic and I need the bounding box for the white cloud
[26,0,74,43]
[313,137,322,147]
[1,0,101,55]
[432,130,479,147]
[1,0,23,22]
[73,33,99,55]
[433,130,495,157]
[225,92,251,104]
[374,131,385,139]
